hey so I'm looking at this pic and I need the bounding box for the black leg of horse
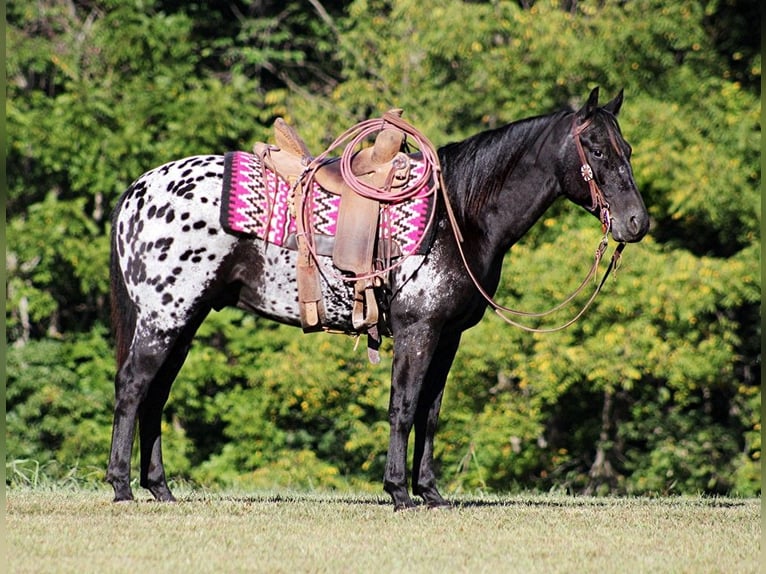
[106,332,173,502]
[383,324,442,510]
[412,334,461,508]
[138,378,176,501]
[137,313,207,502]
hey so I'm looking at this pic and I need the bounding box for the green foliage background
[6,0,761,496]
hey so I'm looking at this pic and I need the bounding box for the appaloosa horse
[106,88,649,509]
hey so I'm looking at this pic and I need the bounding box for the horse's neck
[442,117,564,260]
[495,169,561,248]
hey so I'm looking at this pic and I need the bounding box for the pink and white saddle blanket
[220,151,436,257]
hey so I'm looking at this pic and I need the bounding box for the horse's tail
[110,196,136,371]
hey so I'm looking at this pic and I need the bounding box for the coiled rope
[296,110,444,282]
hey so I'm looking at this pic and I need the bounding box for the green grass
[5,487,761,573]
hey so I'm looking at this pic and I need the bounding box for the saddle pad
[220,151,435,256]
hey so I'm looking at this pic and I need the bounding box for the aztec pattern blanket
[220,151,436,256]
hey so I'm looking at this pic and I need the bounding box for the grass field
[5,487,761,573]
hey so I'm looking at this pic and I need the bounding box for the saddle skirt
[220,151,436,258]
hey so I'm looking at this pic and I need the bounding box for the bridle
[573,116,613,235]
[444,115,626,333]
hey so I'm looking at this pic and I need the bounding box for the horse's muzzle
[611,210,650,243]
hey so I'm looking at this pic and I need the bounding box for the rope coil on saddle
[295,111,444,283]
[337,112,441,203]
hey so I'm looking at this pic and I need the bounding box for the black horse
[106,88,649,509]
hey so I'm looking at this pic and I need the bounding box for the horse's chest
[391,239,478,322]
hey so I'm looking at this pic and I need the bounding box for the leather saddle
[253,112,411,350]
[254,117,412,198]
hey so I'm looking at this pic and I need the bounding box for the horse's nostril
[629,215,640,233]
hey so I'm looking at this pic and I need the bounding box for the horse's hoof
[109,482,135,503]
[393,501,418,512]
[415,487,450,509]
[148,485,177,502]
[427,501,453,510]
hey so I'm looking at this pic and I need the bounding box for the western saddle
[253,111,413,359]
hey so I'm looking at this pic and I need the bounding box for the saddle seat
[253,116,411,195]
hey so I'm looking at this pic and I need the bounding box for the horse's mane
[439,110,571,221]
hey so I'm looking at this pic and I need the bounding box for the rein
[441,117,626,333]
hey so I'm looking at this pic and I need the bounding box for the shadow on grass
[168,491,753,510]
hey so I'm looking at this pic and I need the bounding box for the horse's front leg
[384,324,441,510]
[412,333,461,508]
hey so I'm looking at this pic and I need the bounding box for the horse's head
[563,87,650,243]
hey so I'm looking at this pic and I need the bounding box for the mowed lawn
[5,489,761,573]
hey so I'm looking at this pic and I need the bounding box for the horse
[106,87,649,510]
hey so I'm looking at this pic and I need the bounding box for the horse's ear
[576,86,600,120]
[603,89,624,116]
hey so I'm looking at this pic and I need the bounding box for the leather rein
[442,116,626,333]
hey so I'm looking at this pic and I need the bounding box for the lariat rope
[295,110,444,283]
[338,112,440,203]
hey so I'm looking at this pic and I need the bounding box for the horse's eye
[592,149,604,159]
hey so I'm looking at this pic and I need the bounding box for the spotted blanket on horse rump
[219,151,436,257]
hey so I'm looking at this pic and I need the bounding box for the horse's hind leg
[106,327,174,502]
[138,312,208,501]
[106,315,201,502]
[137,366,177,502]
